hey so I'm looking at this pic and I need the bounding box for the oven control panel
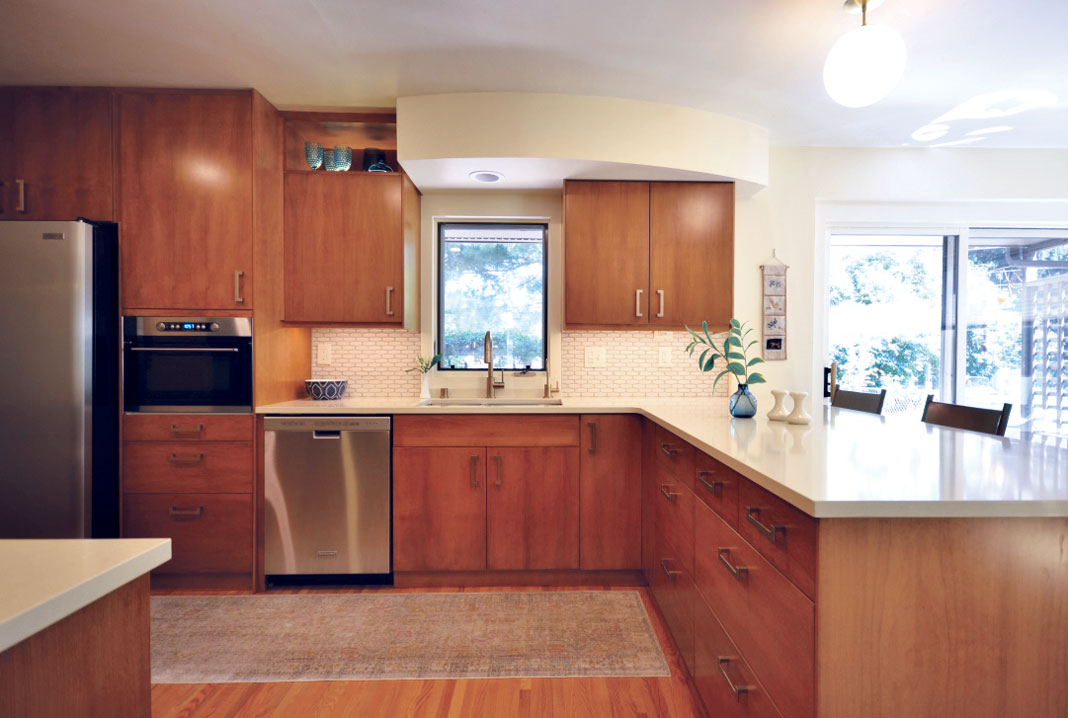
[155,321,220,332]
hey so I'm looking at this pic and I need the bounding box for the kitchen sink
[416,398,563,407]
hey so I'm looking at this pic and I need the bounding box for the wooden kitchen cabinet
[0,87,113,220]
[579,414,642,570]
[392,447,488,571]
[118,90,253,310]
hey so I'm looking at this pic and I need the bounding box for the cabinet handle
[469,455,480,488]
[168,506,203,518]
[168,452,204,466]
[657,289,665,318]
[718,548,748,582]
[0,180,5,213]
[697,470,724,495]
[386,286,395,316]
[15,179,26,213]
[493,454,503,487]
[635,289,643,317]
[660,559,680,581]
[660,484,679,503]
[717,657,752,702]
[169,423,204,436]
[660,443,678,459]
[234,270,245,303]
[746,506,785,544]
[587,422,597,454]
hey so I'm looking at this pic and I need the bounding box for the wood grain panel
[118,90,253,310]
[579,414,642,570]
[0,575,150,718]
[393,447,487,571]
[0,87,114,220]
[651,527,696,677]
[737,479,818,599]
[393,414,580,447]
[641,418,659,585]
[695,451,741,529]
[655,464,696,577]
[123,413,253,442]
[649,182,733,330]
[655,423,696,489]
[563,180,650,326]
[401,171,421,331]
[817,517,1068,718]
[487,447,580,570]
[123,441,253,493]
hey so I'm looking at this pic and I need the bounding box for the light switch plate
[585,346,607,368]
[318,342,333,366]
[658,347,673,366]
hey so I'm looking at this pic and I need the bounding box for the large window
[437,223,547,371]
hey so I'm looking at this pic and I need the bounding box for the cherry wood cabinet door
[284,172,404,323]
[564,180,650,326]
[579,414,642,570]
[393,447,487,571]
[487,447,580,570]
[0,87,113,220]
[649,182,733,330]
[118,91,253,310]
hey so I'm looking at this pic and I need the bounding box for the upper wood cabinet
[564,180,734,331]
[118,91,253,310]
[0,87,113,221]
[283,171,419,326]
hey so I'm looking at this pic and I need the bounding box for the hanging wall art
[761,250,788,360]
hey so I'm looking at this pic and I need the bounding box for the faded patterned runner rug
[151,591,669,683]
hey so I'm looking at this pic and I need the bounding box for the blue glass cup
[334,145,352,171]
[304,142,323,170]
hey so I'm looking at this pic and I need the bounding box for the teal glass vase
[729,384,758,418]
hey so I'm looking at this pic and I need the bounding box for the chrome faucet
[484,330,505,398]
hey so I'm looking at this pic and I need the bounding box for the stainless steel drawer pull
[718,548,748,582]
[168,452,204,465]
[234,270,245,303]
[660,443,678,458]
[169,423,204,436]
[660,484,679,502]
[168,506,203,517]
[717,657,752,702]
[660,559,680,580]
[697,471,724,494]
[587,422,597,454]
[746,506,785,544]
[316,550,339,558]
[386,286,395,316]
[635,289,643,317]
[131,347,239,353]
[657,289,665,318]
[469,455,480,488]
[493,454,503,487]
[16,179,26,213]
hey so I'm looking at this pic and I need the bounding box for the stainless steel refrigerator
[0,220,119,538]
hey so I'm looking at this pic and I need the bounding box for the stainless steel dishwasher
[263,416,391,582]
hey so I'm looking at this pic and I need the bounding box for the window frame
[435,221,550,372]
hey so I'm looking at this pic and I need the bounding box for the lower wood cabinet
[579,414,642,570]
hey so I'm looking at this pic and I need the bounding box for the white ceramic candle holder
[767,389,789,421]
[787,391,811,425]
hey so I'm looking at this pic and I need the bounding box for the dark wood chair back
[831,386,887,415]
[920,394,1012,436]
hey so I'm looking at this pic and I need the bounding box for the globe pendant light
[824,0,907,108]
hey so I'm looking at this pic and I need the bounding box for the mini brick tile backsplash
[312,328,423,397]
[560,331,730,398]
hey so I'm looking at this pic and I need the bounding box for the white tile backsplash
[312,328,423,397]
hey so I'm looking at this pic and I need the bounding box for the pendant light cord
[861,0,867,26]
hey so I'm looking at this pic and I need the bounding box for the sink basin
[416,398,563,407]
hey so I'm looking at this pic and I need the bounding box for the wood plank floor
[150,584,704,718]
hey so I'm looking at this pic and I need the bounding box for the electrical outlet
[658,347,673,366]
[318,342,333,366]
[585,346,607,368]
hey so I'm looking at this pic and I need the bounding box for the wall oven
[123,316,253,413]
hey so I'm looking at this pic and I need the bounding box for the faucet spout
[484,331,494,399]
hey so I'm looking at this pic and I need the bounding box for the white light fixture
[823,0,907,108]
[469,170,504,183]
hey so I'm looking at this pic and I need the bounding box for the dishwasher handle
[312,430,341,440]
[263,416,392,433]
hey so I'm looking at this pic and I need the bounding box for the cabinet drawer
[737,480,818,598]
[654,465,695,574]
[694,501,814,718]
[651,531,695,677]
[394,415,580,447]
[654,424,695,488]
[695,452,740,529]
[695,597,784,718]
[123,414,254,442]
[122,493,252,574]
[123,441,252,493]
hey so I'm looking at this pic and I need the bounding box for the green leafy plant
[407,353,442,374]
[685,319,767,390]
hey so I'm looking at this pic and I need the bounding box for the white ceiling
[2,0,1066,148]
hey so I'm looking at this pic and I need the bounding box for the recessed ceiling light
[469,170,504,183]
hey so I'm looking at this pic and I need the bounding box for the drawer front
[695,597,784,718]
[694,501,815,718]
[394,415,580,447]
[651,532,695,677]
[123,441,252,493]
[737,480,818,599]
[654,464,695,574]
[123,414,254,442]
[123,493,252,574]
[695,451,740,529]
[654,424,695,488]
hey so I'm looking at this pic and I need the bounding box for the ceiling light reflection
[966,126,1013,136]
[934,90,1058,123]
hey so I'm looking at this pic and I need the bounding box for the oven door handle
[128,347,240,353]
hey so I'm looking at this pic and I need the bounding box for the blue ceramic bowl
[305,379,347,400]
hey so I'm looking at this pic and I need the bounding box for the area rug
[151,591,670,683]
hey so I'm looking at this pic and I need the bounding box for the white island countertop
[257,397,1068,519]
[0,538,171,652]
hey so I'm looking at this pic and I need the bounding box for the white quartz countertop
[0,539,171,653]
[257,397,1068,519]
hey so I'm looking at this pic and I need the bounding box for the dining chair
[831,386,887,415]
[920,394,1012,436]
